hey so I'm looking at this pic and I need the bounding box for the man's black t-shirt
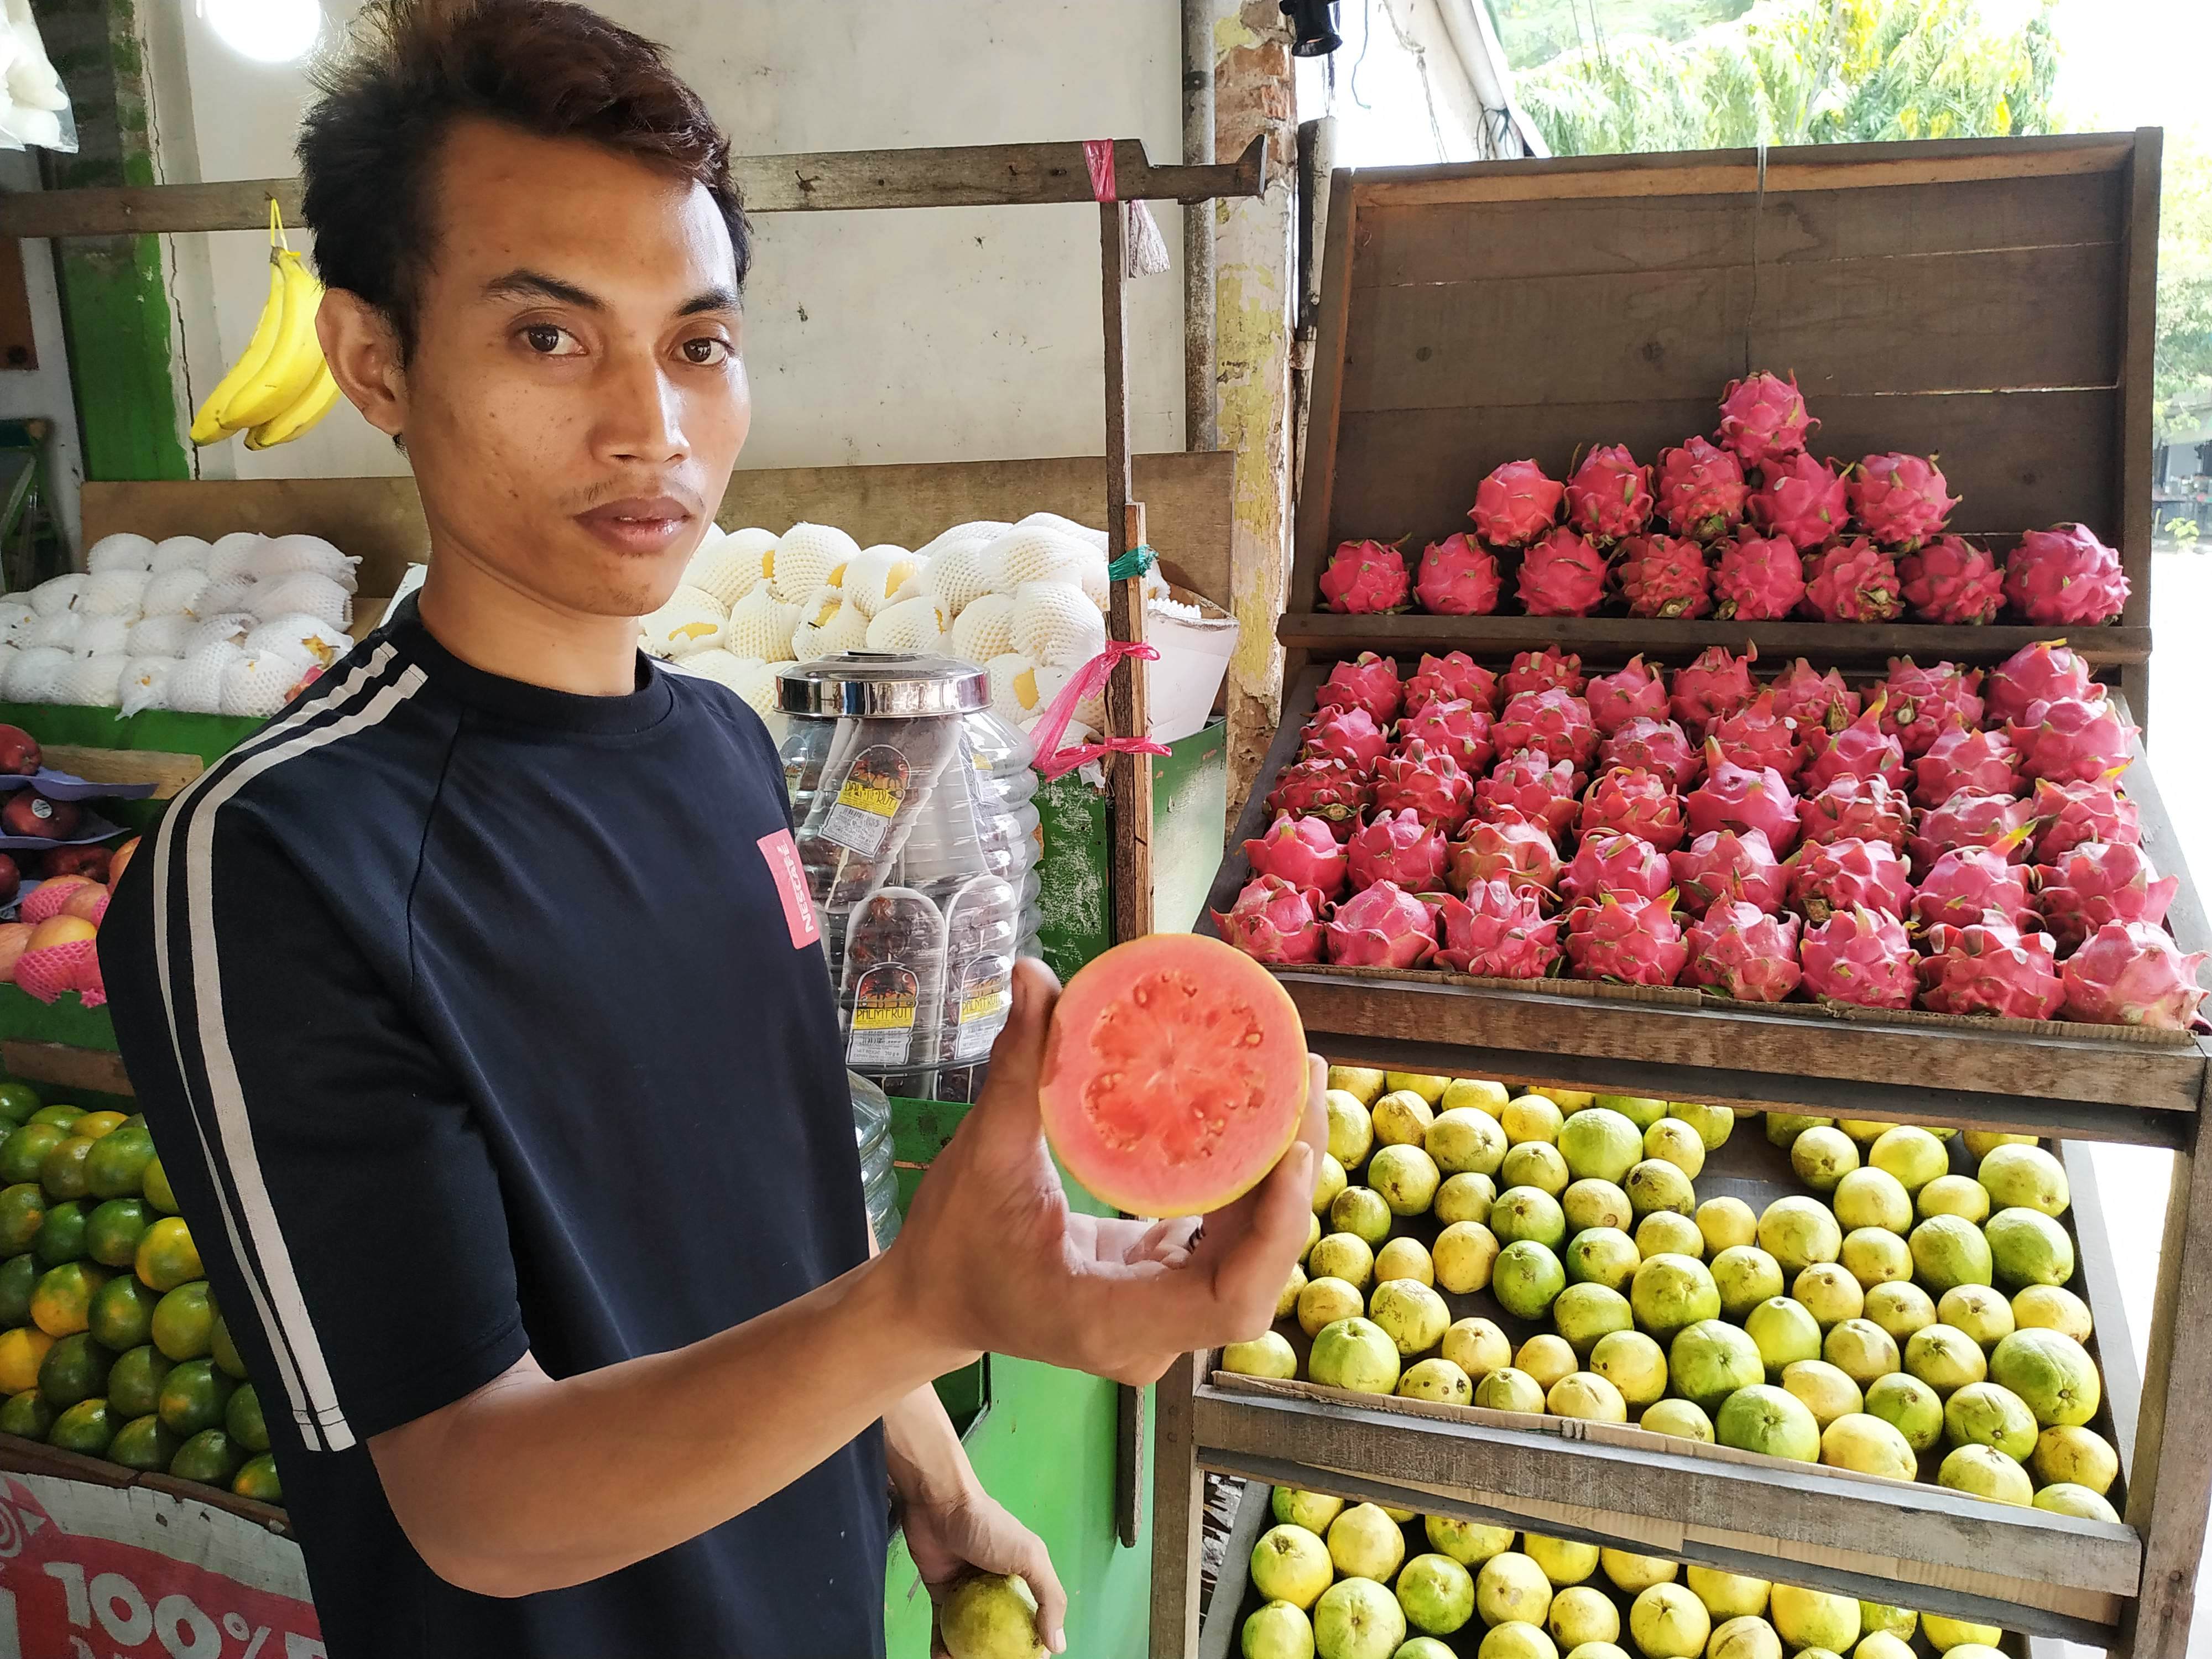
[101,599,888,1657]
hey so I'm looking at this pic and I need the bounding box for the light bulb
[201,0,322,65]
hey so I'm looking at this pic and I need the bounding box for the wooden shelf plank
[2,1040,129,1097]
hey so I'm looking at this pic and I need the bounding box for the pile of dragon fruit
[1217,640,2210,1030]
[1317,371,2128,627]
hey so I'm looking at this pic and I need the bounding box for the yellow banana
[244,359,342,450]
[219,249,326,431]
[190,253,288,444]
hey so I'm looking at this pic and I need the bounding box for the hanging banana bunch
[191,201,343,450]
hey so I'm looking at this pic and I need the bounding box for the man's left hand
[905,1482,1067,1656]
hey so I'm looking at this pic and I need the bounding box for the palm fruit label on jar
[847,964,921,1066]
[952,956,1013,1061]
[820,745,911,858]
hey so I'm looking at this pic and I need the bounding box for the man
[98,4,1322,1656]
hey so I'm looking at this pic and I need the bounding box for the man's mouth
[576,495,695,556]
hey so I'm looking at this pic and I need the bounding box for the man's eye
[523,325,575,355]
[682,337,730,366]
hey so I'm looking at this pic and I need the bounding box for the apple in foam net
[0,922,30,983]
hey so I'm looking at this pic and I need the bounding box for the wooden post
[1149,1352,1206,1658]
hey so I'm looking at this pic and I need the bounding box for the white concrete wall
[158,0,1187,483]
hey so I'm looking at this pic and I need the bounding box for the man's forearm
[884,1374,976,1511]
[372,1250,973,1597]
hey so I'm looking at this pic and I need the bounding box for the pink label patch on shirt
[758,828,820,948]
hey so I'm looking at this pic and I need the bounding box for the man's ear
[316,287,408,442]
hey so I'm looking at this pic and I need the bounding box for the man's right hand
[886,957,1326,1385]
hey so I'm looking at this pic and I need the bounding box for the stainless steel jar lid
[776,652,991,716]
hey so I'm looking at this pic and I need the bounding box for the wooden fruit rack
[1152,132,2210,1658]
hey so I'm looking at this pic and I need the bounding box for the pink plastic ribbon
[1083,138,1118,202]
[1032,639,1171,781]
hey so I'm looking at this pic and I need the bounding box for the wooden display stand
[1155,132,2210,1659]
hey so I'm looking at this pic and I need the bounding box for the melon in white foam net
[638,585,726,660]
[1011,581,1106,667]
[82,569,149,618]
[251,533,358,592]
[0,602,33,649]
[864,594,947,654]
[28,574,84,617]
[723,585,801,661]
[0,646,17,692]
[118,657,175,716]
[669,649,759,695]
[917,520,1009,559]
[149,536,212,574]
[979,527,1092,594]
[198,576,259,619]
[251,572,351,629]
[76,616,131,658]
[985,653,1047,724]
[948,593,1017,664]
[142,569,207,618]
[842,546,926,619]
[916,541,991,617]
[85,533,155,574]
[222,650,301,718]
[26,611,79,651]
[168,643,243,714]
[729,659,787,715]
[184,613,257,658]
[790,588,869,661]
[244,613,351,667]
[1077,554,1109,610]
[771,521,860,602]
[1019,511,1110,552]
[682,534,766,611]
[206,532,265,584]
[126,613,195,659]
[5,646,69,702]
[58,652,125,707]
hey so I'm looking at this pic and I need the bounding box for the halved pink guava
[1039,932,1310,1217]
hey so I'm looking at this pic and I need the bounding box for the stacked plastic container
[778,653,1041,1104]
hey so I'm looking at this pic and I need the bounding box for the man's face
[394,118,748,619]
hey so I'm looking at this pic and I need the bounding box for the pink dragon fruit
[2005,695,2137,786]
[1910,839,2036,932]
[2034,841,2179,953]
[1586,655,1670,736]
[1516,526,1609,617]
[1600,717,1702,791]
[1316,651,1404,724]
[1502,645,1587,698]
[1324,879,1439,969]
[1563,830,1672,904]
[2005,524,2130,626]
[1687,748,1801,854]
[1212,874,1327,964]
[2031,775,2140,862]
[1670,645,1758,734]
[1265,757,1371,842]
[1709,692,1803,784]
[1685,901,1804,1002]
[1494,688,1599,770]
[1616,534,1713,619]
[1881,658,1984,757]
[2060,920,2210,1029]
[1347,808,1451,894]
[1436,878,1563,978]
[1911,726,2020,808]
[1564,444,1655,545]
[1415,533,1504,615]
[1765,658,1861,735]
[1301,705,1390,775]
[1470,460,1566,547]
[1848,453,1959,550]
[1718,371,1819,468]
[1398,698,1493,773]
[1800,700,1907,792]
[1671,827,1787,917]
[1580,765,1689,853]
[1404,650,1499,716]
[1476,752,1584,841]
[1797,774,1911,852]
[1900,535,2004,624]
[1448,814,1563,906]
[1986,641,2098,726]
[1242,812,1351,898]
[1564,891,1688,986]
[1655,437,1750,542]
[1713,533,1808,620]
[1801,538,1904,623]
[1318,539,1411,613]
[1786,836,1913,922]
[1908,790,2039,877]
[1750,453,1850,550]
[1372,740,1475,833]
[1918,920,2064,1020]
[1799,907,1918,1009]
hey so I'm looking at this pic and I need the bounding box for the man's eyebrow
[483,268,602,310]
[677,285,742,318]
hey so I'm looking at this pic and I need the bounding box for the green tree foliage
[2156,128,2212,441]
[1515,0,2059,156]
